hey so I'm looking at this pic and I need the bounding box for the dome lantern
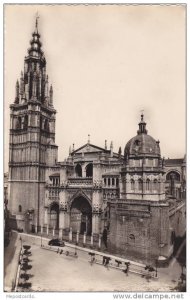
[137,113,148,135]
[124,113,161,159]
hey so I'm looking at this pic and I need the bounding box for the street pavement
[22,243,183,292]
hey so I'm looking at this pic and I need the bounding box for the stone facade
[44,142,122,237]
[8,20,186,264]
[108,116,186,264]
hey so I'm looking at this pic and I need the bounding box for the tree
[20,273,29,281]
[23,245,31,250]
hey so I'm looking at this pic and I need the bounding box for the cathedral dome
[124,114,160,158]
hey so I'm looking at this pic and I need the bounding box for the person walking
[102,256,106,265]
[123,262,130,276]
[105,256,111,269]
[102,227,108,249]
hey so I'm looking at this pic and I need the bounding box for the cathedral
[8,19,186,264]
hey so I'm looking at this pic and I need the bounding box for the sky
[4,4,186,171]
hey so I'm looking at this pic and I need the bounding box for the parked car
[48,239,65,247]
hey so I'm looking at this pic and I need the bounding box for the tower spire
[15,80,19,103]
[49,84,53,106]
[35,12,40,33]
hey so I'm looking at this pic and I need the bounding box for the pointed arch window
[44,119,49,132]
[146,179,150,191]
[16,117,22,129]
[23,115,28,130]
[138,178,143,191]
[130,179,135,191]
[75,164,82,177]
[153,179,158,191]
[86,163,93,177]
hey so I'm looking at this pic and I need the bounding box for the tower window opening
[40,116,43,129]
[146,179,150,191]
[112,178,115,186]
[23,115,28,130]
[153,179,158,191]
[135,140,140,146]
[129,234,135,245]
[18,205,22,213]
[166,171,180,182]
[16,117,22,129]
[104,178,106,186]
[138,178,143,191]
[116,178,119,187]
[108,178,110,186]
[129,234,135,240]
[29,73,33,99]
[86,163,93,177]
[44,119,49,132]
[131,179,135,191]
[75,164,82,177]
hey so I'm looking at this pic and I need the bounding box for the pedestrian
[60,249,63,255]
[102,256,106,265]
[105,257,111,268]
[57,248,59,254]
[91,253,95,264]
[123,262,130,276]
[115,259,122,268]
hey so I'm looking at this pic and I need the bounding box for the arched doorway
[50,203,59,229]
[70,196,92,235]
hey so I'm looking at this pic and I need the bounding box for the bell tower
[9,17,58,231]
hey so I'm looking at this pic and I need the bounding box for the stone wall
[108,201,172,264]
[169,202,186,238]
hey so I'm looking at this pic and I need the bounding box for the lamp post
[20,236,23,249]
[74,244,77,256]
[155,259,158,278]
